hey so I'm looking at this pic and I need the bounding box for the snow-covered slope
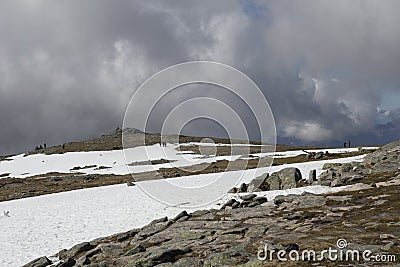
[0,144,376,179]
[0,144,241,178]
[0,154,366,266]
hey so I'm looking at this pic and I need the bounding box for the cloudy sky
[1,0,400,155]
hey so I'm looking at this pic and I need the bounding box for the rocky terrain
[23,141,400,266]
[0,149,367,202]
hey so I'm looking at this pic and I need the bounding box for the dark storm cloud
[0,0,400,155]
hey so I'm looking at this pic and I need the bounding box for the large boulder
[245,168,302,191]
[265,173,281,190]
[307,169,317,184]
[279,167,302,189]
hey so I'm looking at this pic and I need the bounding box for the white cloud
[283,121,333,142]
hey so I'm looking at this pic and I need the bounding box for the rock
[22,256,52,267]
[364,222,381,230]
[59,242,94,260]
[331,178,344,187]
[247,201,260,207]
[124,244,146,256]
[98,243,124,257]
[254,196,268,204]
[141,247,189,266]
[172,257,202,266]
[318,180,332,186]
[307,169,317,183]
[345,175,363,183]
[236,168,302,193]
[54,258,75,267]
[326,195,352,202]
[265,174,281,190]
[83,247,102,259]
[283,211,302,220]
[380,234,396,239]
[239,200,251,208]
[279,167,302,189]
[228,187,237,193]
[245,226,268,238]
[218,227,248,235]
[172,211,189,221]
[232,202,240,209]
[151,216,169,224]
[318,170,332,181]
[126,181,135,186]
[322,163,342,170]
[238,183,248,193]
[136,221,171,240]
[240,194,257,201]
[381,241,397,251]
[340,163,352,173]
[221,198,237,209]
[109,229,140,242]
[314,152,324,159]
[203,251,242,267]
[154,263,173,267]
[274,195,286,205]
[274,194,326,209]
[72,255,90,266]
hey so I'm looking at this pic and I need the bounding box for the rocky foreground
[24,142,400,267]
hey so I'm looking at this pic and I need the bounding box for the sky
[0,0,400,155]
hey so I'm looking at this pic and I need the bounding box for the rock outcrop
[316,141,400,186]
[230,167,302,193]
